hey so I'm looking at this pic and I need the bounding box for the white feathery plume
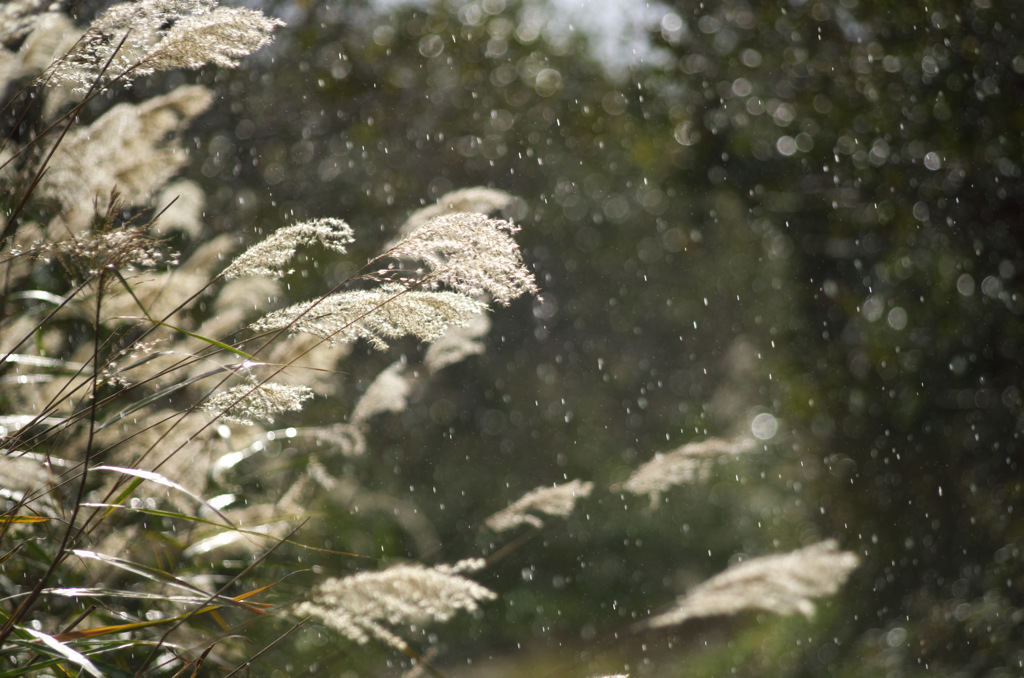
[38,85,213,229]
[298,424,367,458]
[221,218,354,279]
[0,10,79,117]
[2,10,79,79]
[199,381,313,425]
[318,424,366,457]
[54,222,170,277]
[154,179,206,238]
[423,312,490,373]
[294,560,496,650]
[385,212,538,306]
[0,454,55,499]
[250,284,487,350]
[46,0,283,90]
[644,540,860,629]
[0,0,60,44]
[397,187,515,237]
[612,437,757,506]
[485,479,594,533]
[351,361,411,424]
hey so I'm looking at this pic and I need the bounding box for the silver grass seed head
[47,0,284,90]
[154,179,205,238]
[296,562,496,649]
[221,218,354,279]
[486,479,594,533]
[423,312,490,374]
[250,284,488,350]
[54,223,171,278]
[644,540,860,629]
[39,85,214,226]
[388,212,539,306]
[300,424,366,459]
[613,436,758,506]
[0,0,61,44]
[397,186,516,237]
[199,381,314,425]
[351,361,411,424]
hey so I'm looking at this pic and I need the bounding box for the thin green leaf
[103,477,144,520]
[96,363,257,430]
[52,587,275,642]
[0,414,70,434]
[44,587,223,606]
[0,638,181,677]
[70,549,215,597]
[24,627,103,678]
[0,516,51,525]
[67,549,267,615]
[80,503,363,557]
[82,502,226,528]
[0,655,73,678]
[8,290,73,307]
[88,466,234,526]
[0,354,83,371]
[112,269,257,361]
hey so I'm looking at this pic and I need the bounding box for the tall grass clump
[2,2,858,676]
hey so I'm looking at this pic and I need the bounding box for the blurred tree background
[129,0,1022,674]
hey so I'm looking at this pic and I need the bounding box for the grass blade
[23,627,104,677]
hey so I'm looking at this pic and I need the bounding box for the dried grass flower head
[250,284,487,350]
[423,311,489,373]
[1,0,57,44]
[613,436,757,506]
[350,361,411,424]
[199,380,314,425]
[486,479,594,533]
[295,559,496,650]
[54,220,170,280]
[39,85,214,228]
[397,186,515,236]
[385,212,539,305]
[222,218,354,280]
[644,540,860,629]
[47,0,284,90]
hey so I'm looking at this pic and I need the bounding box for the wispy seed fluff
[423,312,490,374]
[350,361,410,424]
[199,381,313,425]
[612,436,757,506]
[397,186,515,237]
[222,218,354,279]
[55,223,170,276]
[644,540,860,629]
[485,479,594,533]
[385,212,539,305]
[39,86,213,227]
[295,560,495,650]
[47,0,284,90]
[250,284,487,350]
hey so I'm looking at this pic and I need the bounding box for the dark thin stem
[1,31,133,246]
[0,270,105,646]
[222,618,309,678]
[132,520,309,676]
